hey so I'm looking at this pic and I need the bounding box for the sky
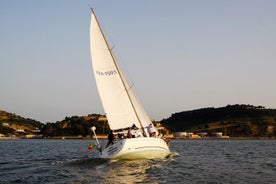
[1,0,276,123]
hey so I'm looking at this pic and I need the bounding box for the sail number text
[96,70,117,76]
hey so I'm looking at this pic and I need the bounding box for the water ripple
[0,139,276,183]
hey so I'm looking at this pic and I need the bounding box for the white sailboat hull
[99,137,171,160]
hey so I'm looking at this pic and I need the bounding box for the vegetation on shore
[0,110,42,135]
[161,104,276,137]
[1,104,276,138]
[41,114,109,137]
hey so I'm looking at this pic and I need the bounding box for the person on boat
[127,129,132,138]
[147,124,157,137]
[131,124,138,130]
[118,133,123,139]
[106,131,114,148]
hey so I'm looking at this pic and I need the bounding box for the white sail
[90,11,152,132]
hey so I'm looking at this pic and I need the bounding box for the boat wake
[168,151,180,158]
[57,156,177,184]
[62,157,109,168]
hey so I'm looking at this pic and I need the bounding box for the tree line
[161,104,276,137]
[1,104,276,137]
[41,114,109,137]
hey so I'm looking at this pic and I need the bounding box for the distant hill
[41,114,109,137]
[0,110,108,137]
[2,104,276,138]
[161,104,276,137]
[0,110,42,135]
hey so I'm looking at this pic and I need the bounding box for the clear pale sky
[1,0,275,123]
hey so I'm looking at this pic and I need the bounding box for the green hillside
[2,104,276,138]
[161,104,276,137]
[0,110,108,137]
[0,110,42,135]
[41,114,109,137]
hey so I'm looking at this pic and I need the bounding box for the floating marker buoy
[87,143,94,150]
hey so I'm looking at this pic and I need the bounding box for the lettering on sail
[95,70,117,76]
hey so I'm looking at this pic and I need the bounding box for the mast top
[89,5,94,14]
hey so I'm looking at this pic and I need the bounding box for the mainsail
[90,10,152,133]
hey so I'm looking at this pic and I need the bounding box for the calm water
[0,139,275,184]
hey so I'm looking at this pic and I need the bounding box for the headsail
[89,10,152,134]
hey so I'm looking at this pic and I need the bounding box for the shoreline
[1,135,275,140]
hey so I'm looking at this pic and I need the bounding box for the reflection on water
[104,160,151,184]
[65,157,176,184]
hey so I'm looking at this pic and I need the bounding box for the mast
[90,8,147,137]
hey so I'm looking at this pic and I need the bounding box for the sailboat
[89,8,171,160]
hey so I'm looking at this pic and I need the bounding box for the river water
[0,139,275,183]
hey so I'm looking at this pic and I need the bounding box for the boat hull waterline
[100,137,171,160]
